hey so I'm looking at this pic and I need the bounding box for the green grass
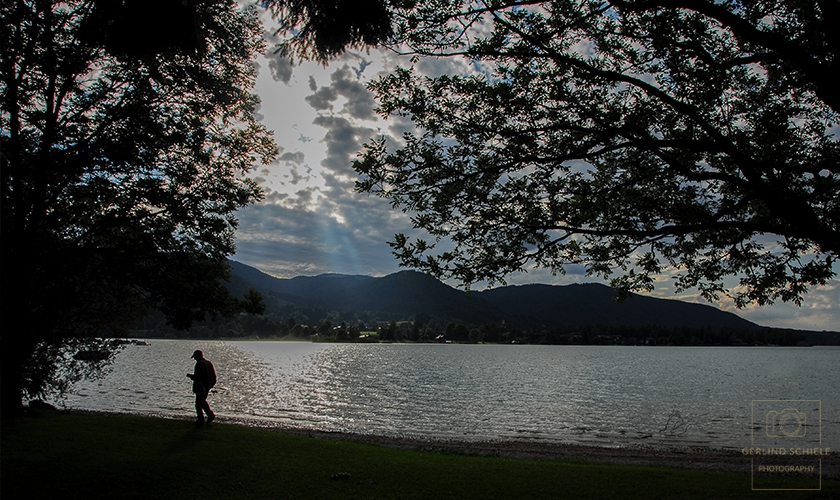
[2,413,836,499]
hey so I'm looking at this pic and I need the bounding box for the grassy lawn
[2,413,836,499]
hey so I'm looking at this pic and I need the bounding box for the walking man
[187,350,216,425]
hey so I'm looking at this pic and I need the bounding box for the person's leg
[204,402,215,423]
[201,393,215,422]
[195,389,208,424]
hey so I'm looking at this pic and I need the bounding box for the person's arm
[187,362,198,381]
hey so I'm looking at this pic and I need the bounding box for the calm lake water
[64,341,839,450]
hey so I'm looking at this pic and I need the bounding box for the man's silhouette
[187,350,216,425]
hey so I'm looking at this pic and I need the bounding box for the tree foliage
[350,0,839,305]
[242,288,268,316]
[261,0,394,62]
[0,0,277,412]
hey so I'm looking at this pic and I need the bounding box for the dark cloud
[279,151,305,164]
[266,52,294,84]
[283,166,310,186]
[305,85,338,111]
[312,115,376,174]
[305,65,377,120]
[329,66,376,120]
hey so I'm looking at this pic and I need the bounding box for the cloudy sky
[231,10,839,332]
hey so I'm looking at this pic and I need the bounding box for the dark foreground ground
[3,410,837,499]
[227,415,837,478]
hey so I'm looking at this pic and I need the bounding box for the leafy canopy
[261,0,394,62]
[348,0,838,306]
[0,0,277,406]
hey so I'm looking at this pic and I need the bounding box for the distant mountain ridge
[228,261,760,331]
[476,283,758,330]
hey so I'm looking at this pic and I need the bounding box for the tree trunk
[0,342,26,418]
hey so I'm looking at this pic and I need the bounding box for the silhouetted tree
[242,288,267,316]
[318,319,333,335]
[452,324,470,342]
[384,320,398,341]
[0,0,276,415]
[348,0,838,307]
[445,322,456,340]
[261,0,393,62]
[468,328,482,344]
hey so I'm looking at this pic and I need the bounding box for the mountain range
[227,260,762,331]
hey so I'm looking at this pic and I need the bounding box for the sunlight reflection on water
[64,341,840,449]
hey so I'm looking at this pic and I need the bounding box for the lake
[64,341,839,450]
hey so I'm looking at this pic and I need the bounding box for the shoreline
[64,408,838,479]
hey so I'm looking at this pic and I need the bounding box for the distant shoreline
[126,336,832,347]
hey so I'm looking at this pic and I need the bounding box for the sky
[231,10,840,332]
